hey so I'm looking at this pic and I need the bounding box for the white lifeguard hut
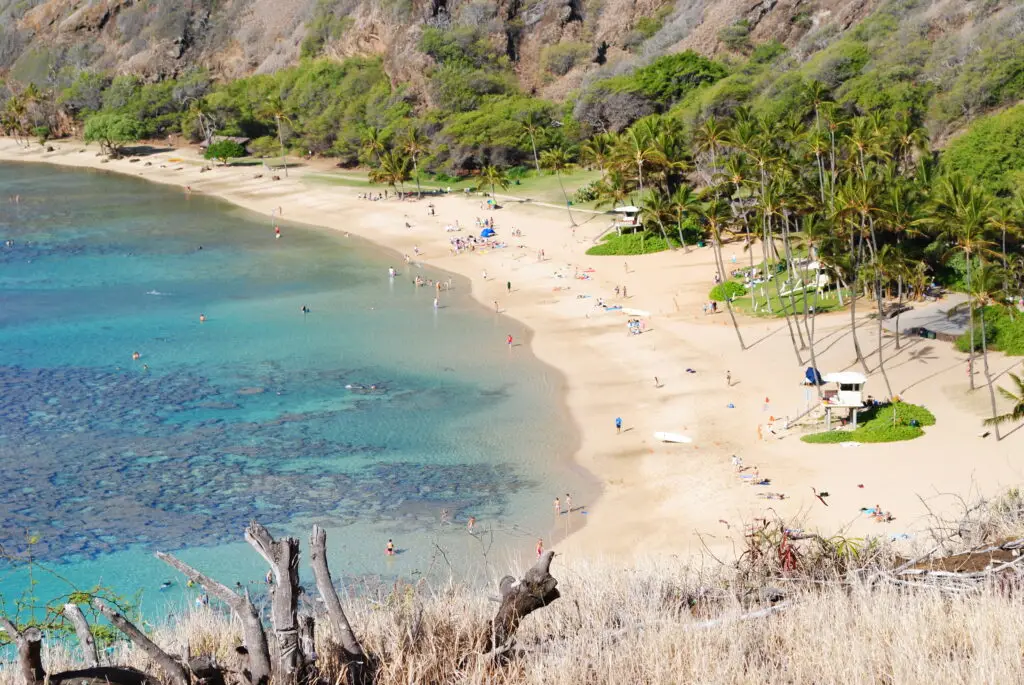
[821,371,867,429]
[611,206,641,234]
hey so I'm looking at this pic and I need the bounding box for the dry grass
[8,493,1024,684]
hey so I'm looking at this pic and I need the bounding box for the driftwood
[0,618,45,685]
[63,603,100,668]
[1,521,567,685]
[481,551,561,655]
[155,552,272,685]
[245,522,305,685]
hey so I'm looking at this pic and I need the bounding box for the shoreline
[4,138,1024,561]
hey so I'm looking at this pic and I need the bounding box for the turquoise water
[0,163,589,618]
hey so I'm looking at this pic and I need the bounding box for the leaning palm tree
[699,197,746,350]
[954,263,1009,438]
[519,110,548,174]
[984,374,1024,429]
[480,164,510,200]
[401,127,430,198]
[359,126,387,166]
[372,150,412,195]
[539,146,577,226]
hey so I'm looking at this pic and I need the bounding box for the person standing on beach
[386,539,395,556]
[554,497,561,515]
[433,296,439,309]
[507,280,511,294]
[615,416,622,434]
[467,516,476,533]
[494,300,500,313]
[726,370,732,386]
[565,493,572,512]
[623,285,628,298]
[536,538,544,559]
[506,334,513,349]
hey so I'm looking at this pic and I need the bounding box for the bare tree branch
[481,551,561,654]
[63,604,99,668]
[155,552,271,685]
[92,599,189,685]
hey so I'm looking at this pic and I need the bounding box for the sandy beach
[4,138,1023,560]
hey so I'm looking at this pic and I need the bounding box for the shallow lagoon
[0,163,589,616]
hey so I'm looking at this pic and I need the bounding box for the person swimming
[160,580,173,590]
[199,314,206,322]
[132,351,141,360]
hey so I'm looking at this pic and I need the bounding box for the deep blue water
[0,163,588,617]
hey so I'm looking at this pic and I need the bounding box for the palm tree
[984,374,1024,429]
[519,111,548,174]
[669,185,702,250]
[698,197,746,350]
[401,127,430,198]
[260,96,292,177]
[370,150,412,195]
[480,164,510,200]
[540,146,577,226]
[581,133,615,177]
[925,174,997,390]
[964,263,1010,438]
[614,124,659,202]
[359,126,387,166]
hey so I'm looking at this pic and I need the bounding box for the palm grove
[2,28,1024,434]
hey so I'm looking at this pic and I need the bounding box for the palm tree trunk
[711,227,746,350]
[530,133,540,174]
[413,156,422,198]
[980,305,1001,439]
[849,224,870,376]
[895,275,904,350]
[966,254,976,391]
[781,215,807,349]
[555,171,576,226]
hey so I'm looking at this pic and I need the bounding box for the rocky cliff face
[1,0,871,91]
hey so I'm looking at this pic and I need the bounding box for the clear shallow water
[0,163,589,617]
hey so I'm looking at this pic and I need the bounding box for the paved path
[882,294,969,336]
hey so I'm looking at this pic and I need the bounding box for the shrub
[801,402,936,444]
[204,140,247,165]
[955,306,1024,356]
[718,20,751,52]
[617,51,729,105]
[750,40,787,64]
[83,113,143,156]
[573,180,600,203]
[541,42,591,77]
[943,105,1024,195]
[586,232,672,255]
[33,125,50,143]
[709,281,747,302]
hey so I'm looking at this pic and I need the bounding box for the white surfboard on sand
[654,432,692,443]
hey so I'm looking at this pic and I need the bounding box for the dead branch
[47,666,152,685]
[245,522,304,685]
[309,525,364,660]
[92,599,189,685]
[481,551,560,655]
[155,552,272,685]
[0,617,45,685]
[63,603,100,668]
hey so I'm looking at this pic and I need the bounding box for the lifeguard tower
[611,206,641,234]
[821,371,867,429]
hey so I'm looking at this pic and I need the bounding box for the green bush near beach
[709,281,747,302]
[955,306,1024,356]
[586,233,672,256]
[801,402,936,444]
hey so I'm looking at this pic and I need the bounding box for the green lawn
[303,168,603,208]
[713,265,849,318]
[801,402,936,444]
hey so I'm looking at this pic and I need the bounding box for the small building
[820,371,867,429]
[611,206,641,233]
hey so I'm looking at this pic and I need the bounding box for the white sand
[3,138,1023,561]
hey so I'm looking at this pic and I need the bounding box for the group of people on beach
[448,234,507,255]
